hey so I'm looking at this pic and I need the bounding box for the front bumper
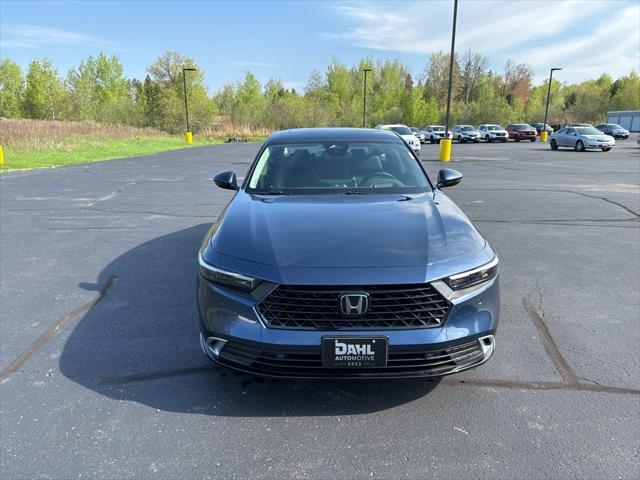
[197,273,500,378]
[586,141,615,149]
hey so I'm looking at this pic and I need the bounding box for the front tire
[575,140,585,152]
[485,135,491,143]
[530,138,536,142]
[550,139,558,150]
[430,138,435,144]
[602,147,611,152]
[515,137,520,142]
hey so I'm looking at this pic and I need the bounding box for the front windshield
[576,127,602,135]
[486,125,501,131]
[247,141,430,194]
[461,126,473,131]
[515,124,532,130]
[390,126,412,135]
[431,126,445,132]
[607,124,622,129]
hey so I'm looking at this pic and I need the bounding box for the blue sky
[1,0,639,92]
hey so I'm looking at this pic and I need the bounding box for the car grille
[216,338,485,377]
[258,284,451,330]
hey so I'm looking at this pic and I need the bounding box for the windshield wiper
[252,190,293,195]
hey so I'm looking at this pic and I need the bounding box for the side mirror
[213,171,238,190]
[437,169,463,189]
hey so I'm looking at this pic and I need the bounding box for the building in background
[606,110,640,132]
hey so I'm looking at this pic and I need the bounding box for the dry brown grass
[200,117,271,139]
[0,118,169,151]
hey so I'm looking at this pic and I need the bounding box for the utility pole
[542,67,562,142]
[362,68,372,128]
[440,0,458,162]
[182,67,197,144]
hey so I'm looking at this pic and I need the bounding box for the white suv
[478,124,508,143]
[423,125,452,144]
[375,124,421,154]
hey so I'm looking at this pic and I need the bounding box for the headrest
[288,150,311,170]
[359,155,383,173]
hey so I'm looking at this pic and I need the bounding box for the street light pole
[541,67,562,142]
[439,0,458,162]
[362,68,372,128]
[182,67,197,144]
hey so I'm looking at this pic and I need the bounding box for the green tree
[23,59,65,120]
[233,71,265,126]
[146,51,216,132]
[0,59,24,117]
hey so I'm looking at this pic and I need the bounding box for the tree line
[1,50,638,134]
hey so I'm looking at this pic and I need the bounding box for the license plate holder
[321,337,388,368]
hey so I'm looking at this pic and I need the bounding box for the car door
[562,128,576,147]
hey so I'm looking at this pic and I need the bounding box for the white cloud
[519,4,640,82]
[326,0,639,82]
[0,23,119,50]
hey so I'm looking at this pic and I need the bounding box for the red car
[506,124,537,142]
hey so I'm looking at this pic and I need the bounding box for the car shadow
[59,224,440,417]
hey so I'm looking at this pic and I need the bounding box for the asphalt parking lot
[1,138,639,479]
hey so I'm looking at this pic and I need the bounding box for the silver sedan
[549,126,615,152]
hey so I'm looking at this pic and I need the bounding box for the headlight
[444,257,499,290]
[198,253,261,291]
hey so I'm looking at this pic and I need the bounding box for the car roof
[267,128,402,144]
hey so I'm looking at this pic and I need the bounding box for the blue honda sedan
[197,128,499,378]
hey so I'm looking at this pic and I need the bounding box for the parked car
[478,124,508,142]
[532,123,553,135]
[506,124,537,142]
[199,127,500,378]
[423,125,452,143]
[595,123,630,139]
[452,125,481,143]
[549,126,615,152]
[410,127,426,143]
[375,124,421,153]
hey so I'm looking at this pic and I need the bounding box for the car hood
[205,192,488,281]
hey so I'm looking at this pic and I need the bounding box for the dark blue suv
[197,128,499,378]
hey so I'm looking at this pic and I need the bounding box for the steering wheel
[359,172,401,187]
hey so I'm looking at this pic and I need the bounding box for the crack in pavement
[0,275,118,382]
[93,365,640,397]
[523,294,579,386]
[459,187,639,217]
[81,206,213,219]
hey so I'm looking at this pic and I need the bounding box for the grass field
[0,119,225,171]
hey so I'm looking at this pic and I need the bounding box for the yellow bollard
[540,131,548,143]
[439,139,452,162]
[0,145,4,165]
[185,132,193,144]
